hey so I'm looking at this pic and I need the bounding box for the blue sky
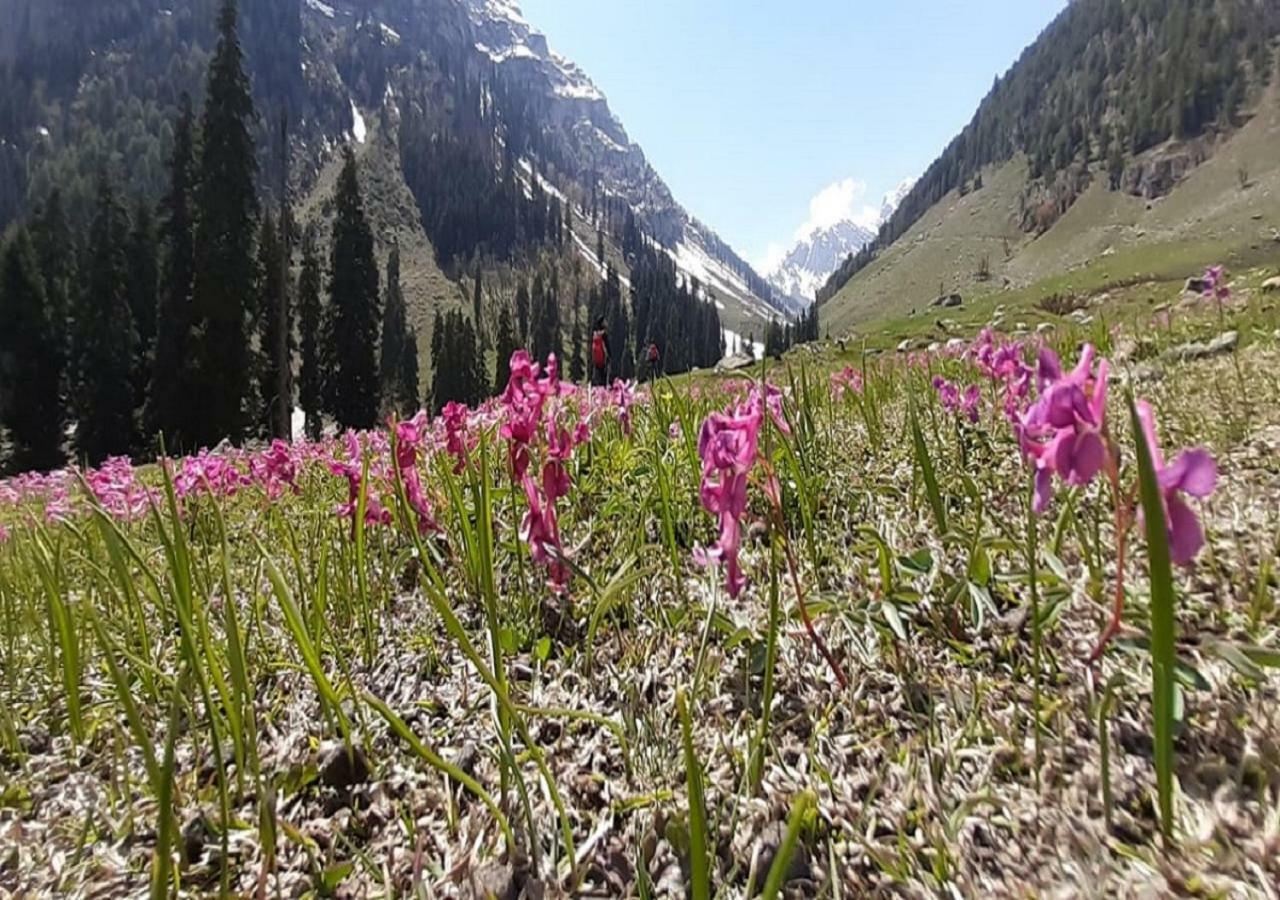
[519,0,1066,272]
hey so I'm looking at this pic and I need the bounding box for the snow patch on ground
[350,100,366,144]
[721,328,763,361]
[517,158,567,203]
[304,0,335,19]
[380,22,401,43]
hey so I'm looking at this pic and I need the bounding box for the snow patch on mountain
[349,99,366,143]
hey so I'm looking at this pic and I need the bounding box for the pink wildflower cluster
[830,365,864,399]
[611,380,637,436]
[1016,345,1111,514]
[174,449,254,500]
[440,401,472,474]
[692,386,789,598]
[329,431,394,530]
[86,456,158,521]
[970,328,1034,419]
[932,376,981,423]
[501,351,588,592]
[393,412,442,536]
[249,440,303,500]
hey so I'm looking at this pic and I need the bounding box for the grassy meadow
[2,276,1280,897]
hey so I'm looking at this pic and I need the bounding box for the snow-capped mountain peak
[766,178,915,306]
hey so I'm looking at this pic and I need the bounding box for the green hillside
[823,71,1280,338]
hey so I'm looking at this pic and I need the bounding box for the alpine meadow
[2,0,1280,896]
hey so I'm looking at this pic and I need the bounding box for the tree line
[0,0,415,472]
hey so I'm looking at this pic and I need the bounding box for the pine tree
[1,229,65,472]
[74,176,137,464]
[494,303,517,393]
[324,147,381,429]
[190,0,259,447]
[150,94,198,450]
[29,192,74,409]
[515,280,530,346]
[472,264,485,349]
[398,327,420,413]
[256,210,291,438]
[124,199,158,446]
[379,244,412,415]
[297,224,324,440]
[568,290,584,382]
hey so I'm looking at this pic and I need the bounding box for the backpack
[591,332,606,368]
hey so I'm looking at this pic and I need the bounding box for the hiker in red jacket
[591,318,611,386]
[646,341,661,382]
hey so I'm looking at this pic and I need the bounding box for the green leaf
[1129,394,1178,843]
[533,636,553,662]
[1206,640,1265,680]
[908,399,948,535]
[760,791,815,900]
[897,548,934,575]
[676,690,710,900]
[881,602,908,642]
[321,861,354,894]
[1240,645,1280,669]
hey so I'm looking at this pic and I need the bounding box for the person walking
[646,341,660,382]
[590,317,611,386]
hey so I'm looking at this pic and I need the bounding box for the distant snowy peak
[880,176,916,225]
[766,177,917,306]
[767,220,876,306]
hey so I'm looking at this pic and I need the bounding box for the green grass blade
[677,689,710,900]
[1129,395,1178,843]
[908,397,948,535]
[759,790,814,900]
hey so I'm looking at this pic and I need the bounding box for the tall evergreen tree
[73,176,137,464]
[125,199,158,445]
[256,210,291,438]
[493,303,517,393]
[515,280,530,346]
[297,224,324,440]
[398,327,420,414]
[568,290,584,382]
[29,192,74,408]
[471,264,485,349]
[324,147,381,429]
[150,94,198,450]
[1,229,65,472]
[379,244,413,416]
[190,0,259,447]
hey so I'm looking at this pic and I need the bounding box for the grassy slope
[824,79,1280,339]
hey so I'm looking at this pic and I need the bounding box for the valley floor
[2,274,1280,897]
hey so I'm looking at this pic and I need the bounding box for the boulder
[1184,276,1210,294]
[932,293,963,308]
[1261,276,1280,294]
[1163,330,1238,363]
[715,353,755,373]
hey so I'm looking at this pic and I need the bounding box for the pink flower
[694,392,765,598]
[610,380,636,436]
[1017,344,1110,513]
[329,431,393,531]
[1202,265,1230,304]
[441,401,471,474]
[932,376,981,423]
[0,523,10,544]
[830,365,863,399]
[1136,401,1217,565]
[392,413,440,536]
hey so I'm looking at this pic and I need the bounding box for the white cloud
[798,177,881,238]
[756,177,882,274]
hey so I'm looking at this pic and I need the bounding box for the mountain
[818,0,1280,334]
[765,179,912,306]
[0,0,787,341]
